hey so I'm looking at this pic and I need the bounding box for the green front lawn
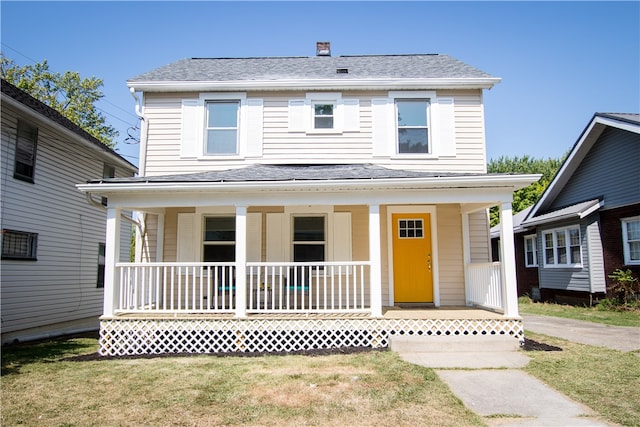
[519,297,640,327]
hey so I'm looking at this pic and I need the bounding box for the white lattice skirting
[98,317,523,356]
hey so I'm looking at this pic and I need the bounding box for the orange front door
[392,213,433,303]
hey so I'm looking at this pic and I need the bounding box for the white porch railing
[466,262,503,311]
[114,262,371,315]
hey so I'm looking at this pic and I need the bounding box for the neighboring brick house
[77,43,539,356]
[1,80,137,343]
[498,113,639,304]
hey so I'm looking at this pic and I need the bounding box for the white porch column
[461,212,472,306]
[103,207,121,317]
[369,204,383,318]
[235,206,248,318]
[499,202,519,317]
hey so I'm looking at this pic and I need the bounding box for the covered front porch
[79,164,537,355]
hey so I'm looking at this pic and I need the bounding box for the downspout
[129,88,149,262]
[130,87,148,176]
[85,193,145,235]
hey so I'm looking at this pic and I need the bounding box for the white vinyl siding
[143,90,487,176]
[0,101,134,340]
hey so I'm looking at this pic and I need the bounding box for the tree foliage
[1,55,117,147]
[488,154,566,226]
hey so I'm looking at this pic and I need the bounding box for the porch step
[390,335,528,369]
[389,335,521,353]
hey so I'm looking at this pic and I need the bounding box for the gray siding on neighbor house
[538,215,604,293]
[549,127,640,211]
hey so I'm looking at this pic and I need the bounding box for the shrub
[607,269,640,307]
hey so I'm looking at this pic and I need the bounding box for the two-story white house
[78,44,538,356]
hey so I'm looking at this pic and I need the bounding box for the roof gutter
[77,174,540,194]
[127,77,502,92]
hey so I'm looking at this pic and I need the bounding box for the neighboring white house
[77,43,538,356]
[1,79,137,344]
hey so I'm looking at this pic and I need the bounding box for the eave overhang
[78,174,539,195]
[127,77,501,93]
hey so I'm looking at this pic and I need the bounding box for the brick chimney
[316,41,331,56]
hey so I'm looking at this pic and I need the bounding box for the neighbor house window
[205,101,240,155]
[97,243,106,288]
[14,120,38,182]
[312,102,335,129]
[621,217,640,265]
[293,216,325,263]
[203,217,235,262]
[524,235,538,267]
[2,229,38,260]
[396,99,429,154]
[101,164,115,206]
[542,226,581,267]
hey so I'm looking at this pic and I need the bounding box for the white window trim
[292,214,327,263]
[199,92,247,159]
[542,225,582,268]
[621,216,640,265]
[288,93,360,135]
[524,234,538,267]
[305,92,342,134]
[389,91,437,159]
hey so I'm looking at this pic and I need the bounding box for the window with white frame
[621,216,640,265]
[524,235,538,267]
[203,217,236,262]
[542,226,582,267]
[292,216,326,263]
[2,229,38,260]
[396,99,429,154]
[97,243,106,288]
[205,100,240,155]
[312,102,335,129]
[14,120,38,182]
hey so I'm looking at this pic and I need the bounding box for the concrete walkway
[521,314,640,352]
[392,314,640,426]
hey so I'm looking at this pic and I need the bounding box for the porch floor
[104,306,508,321]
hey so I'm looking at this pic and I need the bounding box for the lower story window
[524,235,538,267]
[1,229,38,260]
[622,217,640,265]
[203,217,235,262]
[293,216,325,263]
[543,226,581,267]
[97,243,105,288]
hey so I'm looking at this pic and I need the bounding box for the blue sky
[2,1,638,168]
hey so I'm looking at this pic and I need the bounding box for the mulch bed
[62,338,561,361]
[521,338,562,352]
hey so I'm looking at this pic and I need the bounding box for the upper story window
[396,99,429,154]
[205,100,240,155]
[181,93,263,159]
[14,120,38,183]
[372,92,455,158]
[524,235,538,267]
[288,93,359,134]
[2,229,38,261]
[313,102,335,129]
[621,216,640,265]
[542,226,582,268]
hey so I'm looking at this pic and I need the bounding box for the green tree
[488,154,566,226]
[1,55,118,147]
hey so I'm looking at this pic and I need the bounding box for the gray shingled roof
[89,164,480,184]
[129,54,496,82]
